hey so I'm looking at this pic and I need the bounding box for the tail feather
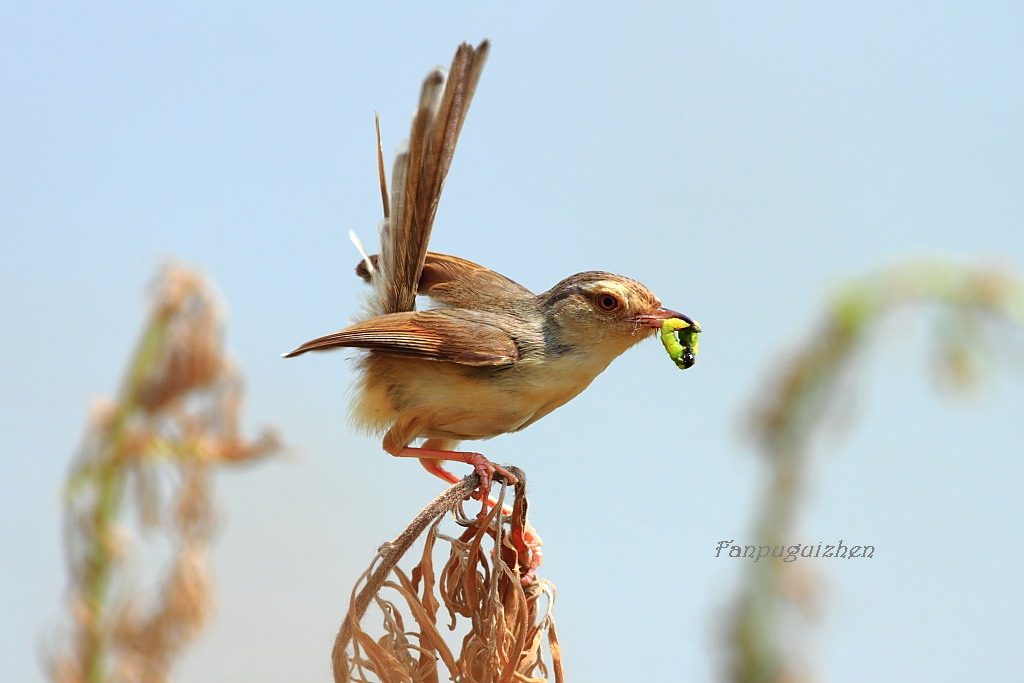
[370,40,490,317]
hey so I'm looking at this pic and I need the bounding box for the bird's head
[539,271,692,361]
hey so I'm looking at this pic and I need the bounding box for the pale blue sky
[3,3,1022,681]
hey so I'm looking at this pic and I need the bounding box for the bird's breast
[350,350,613,442]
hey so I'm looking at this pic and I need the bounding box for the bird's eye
[595,293,621,312]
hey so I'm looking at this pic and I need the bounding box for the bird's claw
[465,454,518,514]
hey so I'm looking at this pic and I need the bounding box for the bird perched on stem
[286,40,694,510]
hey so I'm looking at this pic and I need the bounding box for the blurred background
[2,3,1022,681]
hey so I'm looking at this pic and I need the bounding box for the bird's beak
[629,308,697,329]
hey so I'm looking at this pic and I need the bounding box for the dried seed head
[135,266,223,414]
[53,263,278,683]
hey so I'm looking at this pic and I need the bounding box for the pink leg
[418,457,462,485]
[395,445,519,507]
[418,457,515,513]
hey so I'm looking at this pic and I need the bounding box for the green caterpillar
[660,318,701,370]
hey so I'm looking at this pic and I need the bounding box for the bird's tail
[367,40,490,317]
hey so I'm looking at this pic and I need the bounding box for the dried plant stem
[80,304,175,682]
[53,266,277,683]
[332,475,480,682]
[729,260,1024,682]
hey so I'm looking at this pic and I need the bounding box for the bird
[285,40,696,507]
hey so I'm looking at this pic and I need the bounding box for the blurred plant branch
[50,265,279,683]
[728,259,1024,682]
[334,469,561,683]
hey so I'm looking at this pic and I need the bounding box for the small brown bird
[286,41,694,501]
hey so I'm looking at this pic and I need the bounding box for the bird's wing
[356,251,534,307]
[283,308,518,366]
[370,41,490,316]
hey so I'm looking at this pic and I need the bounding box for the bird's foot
[464,453,518,513]
[399,445,517,510]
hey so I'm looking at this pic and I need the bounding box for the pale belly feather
[352,352,612,443]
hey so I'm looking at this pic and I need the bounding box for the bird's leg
[394,444,518,509]
[416,456,509,510]
[417,456,462,485]
[383,430,517,506]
